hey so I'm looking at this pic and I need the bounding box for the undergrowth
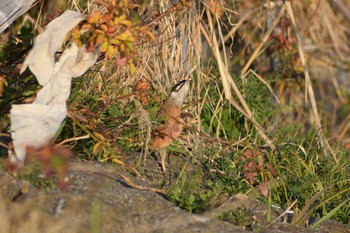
[167,72,350,224]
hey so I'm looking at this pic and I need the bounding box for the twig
[241,4,286,75]
[301,0,321,44]
[146,0,191,28]
[118,173,165,194]
[266,199,298,228]
[223,9,256,43]
[56,135,90,146]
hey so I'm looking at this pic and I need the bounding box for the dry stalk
[285,1,336,162]
[204,8,275,150]
[266,199,298,228]
[244,69,280,104]
[301,0,321,44]
[332,0,350,22]
[241,4,286,75]
[223,9,256,43]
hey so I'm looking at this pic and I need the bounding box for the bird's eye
[171,80,186,92]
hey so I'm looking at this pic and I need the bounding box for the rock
[0,160,349,233]
[0,161,244,233]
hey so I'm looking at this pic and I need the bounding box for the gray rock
[0,160,349,233]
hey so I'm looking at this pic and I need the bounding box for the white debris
[10,104,67,163]
[9,11,98,164]
[20,10,85,86]
[34,44,98,106]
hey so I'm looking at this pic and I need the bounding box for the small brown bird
[149,80,190,172]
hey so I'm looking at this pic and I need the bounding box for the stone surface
[0,160,349,233]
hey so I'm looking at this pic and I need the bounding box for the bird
[149,80,190,172]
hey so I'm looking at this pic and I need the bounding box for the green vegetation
[166,74,350,224]
[18,164,55,190]
[217,207,254,227]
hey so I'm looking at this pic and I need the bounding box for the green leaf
[310,198,350,229]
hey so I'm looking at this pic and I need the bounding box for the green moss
[217,207,254,227]
[19,165,55,190]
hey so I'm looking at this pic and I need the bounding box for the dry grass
[54,0,350,172]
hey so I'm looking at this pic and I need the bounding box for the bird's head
[166,80,190,107]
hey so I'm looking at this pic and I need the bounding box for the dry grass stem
[204,8,275,149]
[267,199,298,228]
[223,9,256,43]
[57,135,90,146]
[241,4,286,75]
[286,1,336,162]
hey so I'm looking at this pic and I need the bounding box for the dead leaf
[208,0,225,17]
[259,182,269,197]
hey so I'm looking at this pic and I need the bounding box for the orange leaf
[120,43,126,52]
[120,19,133,28]
[96,34,106,45]
[140,26,148,34]
[135,80,150,92]
[87,11,101,24]
[101,24,108,32]
[146,31,156,41]
[208,0,225,17]
[113,157,125,166]
[107,26,116,34]
[93,29,105,34]
[81,23,92,30]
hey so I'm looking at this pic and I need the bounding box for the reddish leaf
[245,171,257,185]
[258,154,264,167]
[116,56,127,66]
[266,164,277,177]
[259,182,269,197]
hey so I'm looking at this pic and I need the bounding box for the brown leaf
[266,164,277,177]
[242,148,254,159]
[208,0,225,17]
[258,154,264,167]
[245,171,257,185]
[134,79,150,104]
[116,56,127,66]
[259,182,269,197]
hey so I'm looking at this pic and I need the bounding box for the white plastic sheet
[10,10,98,164]
[20,10,85,86]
